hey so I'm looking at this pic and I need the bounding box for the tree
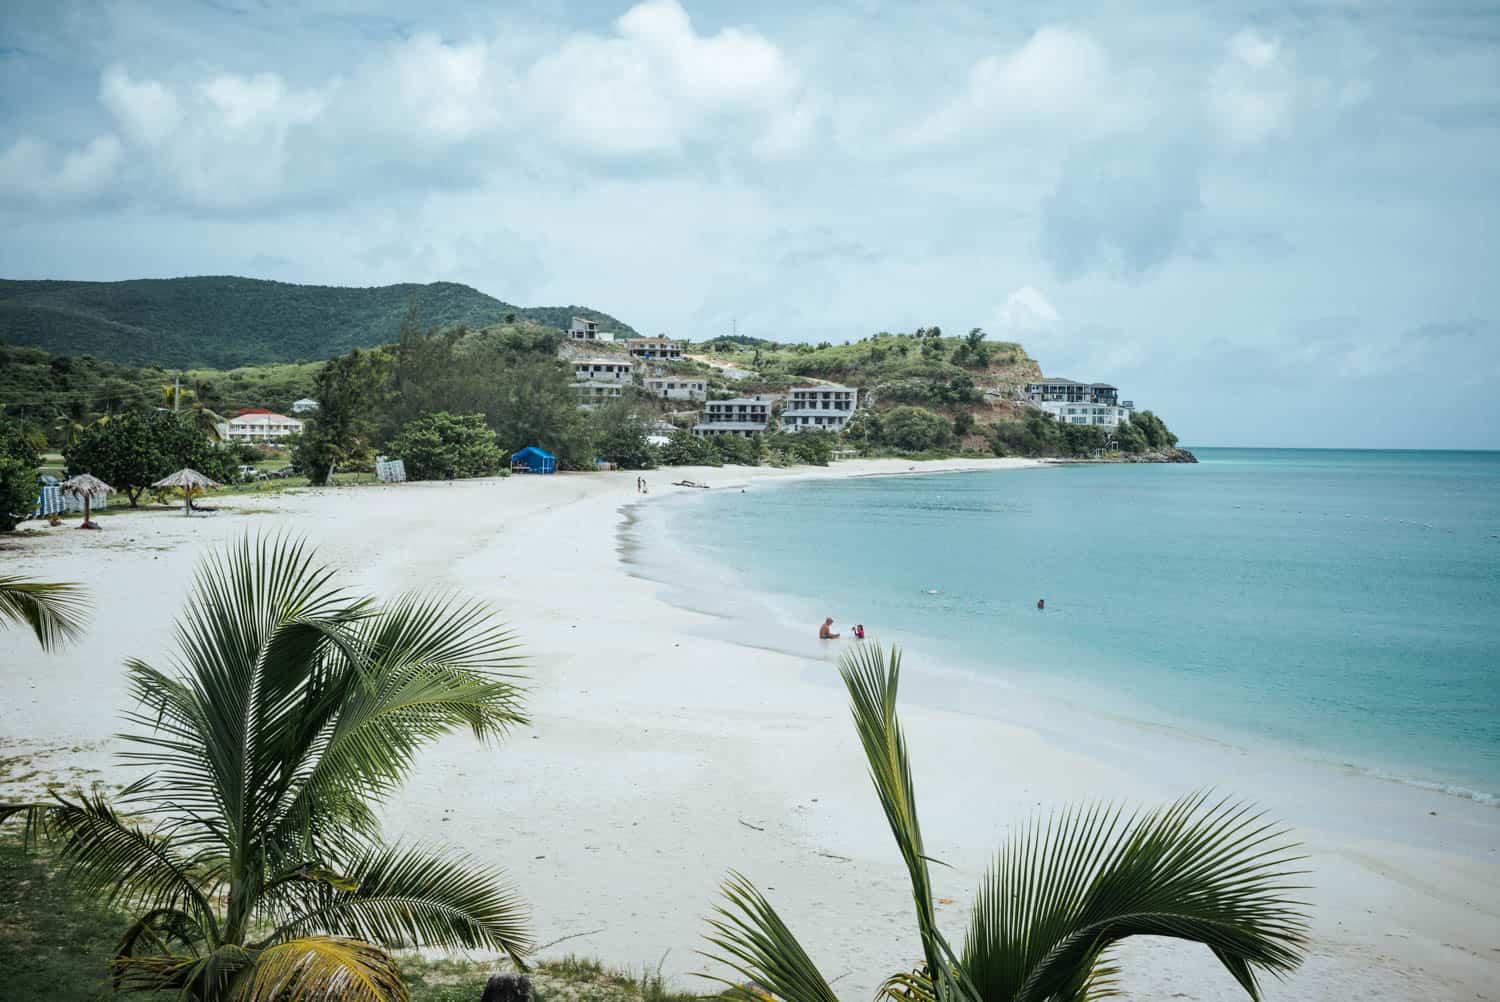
[881,405,953,452]
[660,427,721,467]
[63,411,235,506]
[712,433,763,467]
[387,411,503,481]
[293,348,392,485]
[0,537,531,1001]
[488,355,590,469]
[588,401,657,470]
[0,416,43,467]
[0,576,88,650]
[703,646,1309,1002]
[1130,410,1178,450]
[0,458,37,532]
[1114,418,1149,454]
[952,411,976,441]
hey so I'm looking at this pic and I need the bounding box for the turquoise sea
[638,449,1500,803]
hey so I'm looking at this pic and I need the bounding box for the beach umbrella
[152,468,221,516]
[59,473,114,529]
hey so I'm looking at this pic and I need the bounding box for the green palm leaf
[965,794,1308,1002]
[701,871,840,1002]
[263,843,531,967]
[0,574,89,650]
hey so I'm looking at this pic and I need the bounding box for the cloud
[1208,29,1293,148]
[1041,141,1203,279]
[526,0,806,157]
[0,134,121,203]
[98,66,325,209]
[380,34,503,143]
[997,285,1063,338]
[910,26,1140,148]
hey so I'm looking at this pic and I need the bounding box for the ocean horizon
[630,447,1500,805]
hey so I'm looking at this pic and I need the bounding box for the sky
[1,0,1497,448]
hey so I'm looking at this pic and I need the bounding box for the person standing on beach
[819,617,840,639]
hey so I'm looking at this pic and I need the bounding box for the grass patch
[0,838,707,1002]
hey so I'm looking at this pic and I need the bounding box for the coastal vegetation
[63,409,239,506]
[0,277,636,369]
[0,536,532,1000]
[0,576,89,650]
[704,644,1309,1002]
[388,411,505,481]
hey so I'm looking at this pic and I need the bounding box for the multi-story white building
[1039,400,1133,429]
[644,376,707,402]
[626,336,684,360]
[220,409,304,442]
[290,398,319,414]
[1024,378,1119,406]
[693,396,776,437]
[780,385,857,433]
[572,358,634,410]
[569,316,613,342]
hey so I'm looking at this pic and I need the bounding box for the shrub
[711,433,762,467]
[588,402,658,470]
[660,428,721,467]
[880,405,953,452]
[387,411,503,480]
[63,410,236,506]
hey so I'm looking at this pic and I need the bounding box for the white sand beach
[1,459,1496,1001]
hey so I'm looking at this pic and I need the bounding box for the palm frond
[838,645,968,998]
[700,871,841,1002]
[0,792,217,932]
[964,793,1309,1002]
[0,575,89,650]
[263,843,531,968]
[232,936,407,1002]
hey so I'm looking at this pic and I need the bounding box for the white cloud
[0,134,121,203]
[910,26,1140,149]
[1209,29,1293,148]
[384,34,501,142]
[98,67,325,209]
[526,0,805,157]
[997,285,1063,337]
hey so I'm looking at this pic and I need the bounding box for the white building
[626,336,685,360]
[290,398,319,414]
[222,409,304,442]
[644,376,706,401]
[569,316,614,342]
[1024,378,1120,406]
[780,384,857,433]
[1039,400,1133,429]
[693,396,775,437]
[572,358,634,410]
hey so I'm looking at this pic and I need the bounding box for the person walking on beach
[819,617,840,639]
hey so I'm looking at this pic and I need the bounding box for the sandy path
[2,458,1495,1001]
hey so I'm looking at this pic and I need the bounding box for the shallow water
[639,449,1500,802]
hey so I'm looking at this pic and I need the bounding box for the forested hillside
[0,277,637,368]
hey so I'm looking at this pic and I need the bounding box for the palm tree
[1,536,531,1000]
[0,575,89,650]
[703,645,1309,1002]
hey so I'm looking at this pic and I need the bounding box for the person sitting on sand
[819,617,840,640]
[854,624,866,640]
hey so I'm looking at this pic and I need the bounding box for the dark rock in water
[481,973,533,1002]
[1165,447,1198,464]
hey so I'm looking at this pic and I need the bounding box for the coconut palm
[703,645,1309,1002]
[1,536,531,1001]
[0,575,89,650]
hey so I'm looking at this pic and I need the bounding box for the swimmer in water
[819,617,840,640]
[1037,598,1045,610]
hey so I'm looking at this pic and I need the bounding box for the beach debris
[480,972,532,1002]
[738,818,766,832]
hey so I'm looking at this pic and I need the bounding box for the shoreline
[624,479,1500,810]
[2,457,1496,1000]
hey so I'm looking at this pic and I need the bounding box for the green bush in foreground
[703,645,1309,1002]
[1,536,532,1001]
[63,410,235,506]
[388,411,503,480]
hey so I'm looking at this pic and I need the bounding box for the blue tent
[511,446,556,474]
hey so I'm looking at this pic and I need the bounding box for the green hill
[0,277,637,369]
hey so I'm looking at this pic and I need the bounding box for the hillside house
[572,358,634,410]
[626,336,685,360]
[693,395,776,437]
[780,385,857,433]
[569,316,613,342]
[1039,400,1133,429]
[1024,378,1120,406]
[644,376,707,402]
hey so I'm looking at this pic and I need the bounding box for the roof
[230,411,299,423]
[1089,383,1118,389]
[574,357,631,365]
[707,396,774,406]
[234,407,275,416]
[571,316,597,325]
[789,384,855,392]
[1030,377,1081,386]
[511,446,556,460]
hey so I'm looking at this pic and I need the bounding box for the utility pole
[173,374,181,413]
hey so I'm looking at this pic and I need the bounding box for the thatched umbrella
[59,473,115,529]
[152,468,221,516]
